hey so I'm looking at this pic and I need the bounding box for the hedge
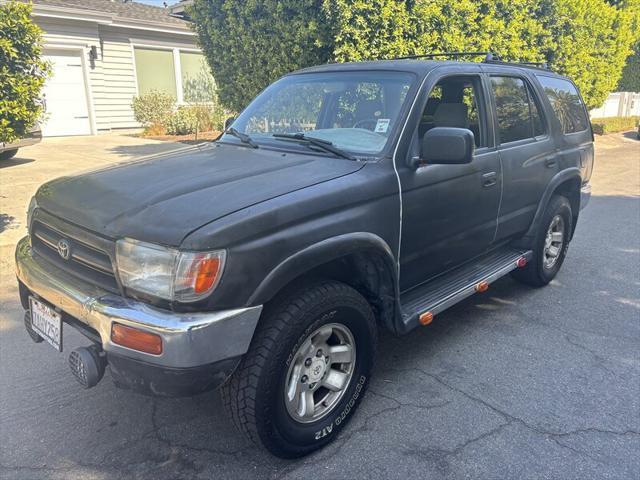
[590,116,640,135]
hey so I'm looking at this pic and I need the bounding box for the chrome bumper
[15,236,262,369]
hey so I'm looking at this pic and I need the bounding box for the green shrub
[0,1,50,144]
[166,107,198,135]
[131,91,175,127]
[591,116,640,135]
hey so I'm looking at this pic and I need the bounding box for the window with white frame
[133,47,214,103]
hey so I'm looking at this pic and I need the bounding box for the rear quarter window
[536,76,589,134]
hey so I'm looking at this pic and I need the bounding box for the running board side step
[398,248,532,333]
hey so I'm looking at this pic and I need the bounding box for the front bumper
[15,236,262,395]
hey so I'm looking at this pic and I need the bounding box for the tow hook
[68,344,107,389]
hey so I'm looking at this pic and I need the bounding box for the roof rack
[394,51,499,61]
[392,51,552,71]
[481,56,550,70]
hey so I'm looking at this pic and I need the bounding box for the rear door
[483,69,557,242]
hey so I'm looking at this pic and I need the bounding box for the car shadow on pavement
[622,130,639,141]
[0,156,35,168]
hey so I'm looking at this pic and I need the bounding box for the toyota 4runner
[15,54,593,458]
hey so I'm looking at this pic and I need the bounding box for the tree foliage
[191,0,332,112]
[0,1,50,143]
[193,0,638,111]
[617,44,640,91]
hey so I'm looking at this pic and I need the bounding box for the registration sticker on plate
[29,297,62,352]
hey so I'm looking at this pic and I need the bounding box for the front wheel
[512,195,573,287]
[221,280,377,458]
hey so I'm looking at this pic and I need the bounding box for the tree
[190,0,332,112]
[0,1,50,144]
[617,44,640,91]
[192,0,638,111]
[328,0,637,109]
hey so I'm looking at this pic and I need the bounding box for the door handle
[482,172,497,188]
[545,157,557,168]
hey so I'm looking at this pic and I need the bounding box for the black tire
[511,195,572,287]
[221,280,377,458]
[0,149,18,161]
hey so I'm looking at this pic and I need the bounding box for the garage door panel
[42,50,92,137]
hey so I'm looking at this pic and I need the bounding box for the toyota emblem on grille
[57,239,71,260]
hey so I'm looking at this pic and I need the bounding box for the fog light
[69,345,106,388]
[111,323,162,355]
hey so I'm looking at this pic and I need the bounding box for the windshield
[224,71,416,156]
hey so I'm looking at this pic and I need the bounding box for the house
[28,0,211,136]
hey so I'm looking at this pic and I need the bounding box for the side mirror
[224,117,235,130]
[412,127,475,168]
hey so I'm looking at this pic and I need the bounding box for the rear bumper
[15,236,262,396]
[580,183,591,210]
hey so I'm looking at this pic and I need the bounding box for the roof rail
[391,51,552,71]
[393,52,499,62]
[482,58,551,71]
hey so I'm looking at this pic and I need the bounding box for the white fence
[589,92,640,118]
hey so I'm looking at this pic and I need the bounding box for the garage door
[41,50,92,137]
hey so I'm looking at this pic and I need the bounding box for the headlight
[27,196,38,231]
[115,238,226,302]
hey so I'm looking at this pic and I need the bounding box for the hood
[36,143,363,246]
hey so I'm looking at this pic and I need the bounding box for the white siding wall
[35,16,200,133]
[97,28,140,130]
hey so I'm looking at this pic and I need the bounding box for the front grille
[31,217,119,293]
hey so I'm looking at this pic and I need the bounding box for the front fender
[247,232,398,306]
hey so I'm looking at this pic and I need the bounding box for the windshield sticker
[374,119,390,133]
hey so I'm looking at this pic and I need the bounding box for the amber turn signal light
[193,257,223,294]
[111,323,162,355]
[475,281,489,293]
[419,311,434,326]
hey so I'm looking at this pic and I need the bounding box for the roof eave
[31,3,195,36]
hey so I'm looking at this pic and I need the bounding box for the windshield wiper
[272,133,356,161]
[226,127,259,149]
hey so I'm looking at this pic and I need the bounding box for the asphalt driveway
[0,132,639,479]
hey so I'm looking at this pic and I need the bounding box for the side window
[536,76,589,134]
[419,76,486,148]
[490,76,545,144]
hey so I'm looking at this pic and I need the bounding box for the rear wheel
[221,280,377,458]
[0,149,18,161]
[512,195,572,287]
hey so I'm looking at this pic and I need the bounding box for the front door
[398,72,501,291]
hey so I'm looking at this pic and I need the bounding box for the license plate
[29,297,62,352]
